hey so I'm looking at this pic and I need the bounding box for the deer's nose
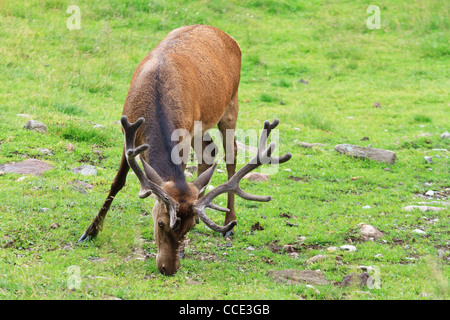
[161,265,167,276]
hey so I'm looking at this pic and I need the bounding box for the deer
[78,25,292,276]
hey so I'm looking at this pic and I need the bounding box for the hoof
[222,230,234,238]
[78,232,95,243]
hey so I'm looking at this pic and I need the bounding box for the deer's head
[121,116,291,276]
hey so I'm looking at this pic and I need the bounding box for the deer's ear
[193,162,217,194]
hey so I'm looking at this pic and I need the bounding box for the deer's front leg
[78,150,129,242]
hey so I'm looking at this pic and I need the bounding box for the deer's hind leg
[217,92,238,237]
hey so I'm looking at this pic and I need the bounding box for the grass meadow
[0,0,448,300]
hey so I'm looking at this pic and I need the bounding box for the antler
[121,116,180,230]
[193,119,292,232]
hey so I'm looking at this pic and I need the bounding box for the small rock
[297,79,309,84]
[424,156,432,164]
[296,142,326,148]
[37,148,53,156]
[93,124,105,129]
[403,205,445,212]
[384,168,391,171]
[39,208,50,213]
[16,176,27,182]
[425,190,435,197]
[306,255,329,264]
[69,180,94,190]
[340,245,357,252]
[216,169,224,173]
[356,266,374,272]
[440,131,450,139]
[71,165,97,176]
[416,133,432,137]
[335,272,373,287]
[243,172,270,181]
[362,205,371,209]
[50,223,60,229]
[24,120,47,133]
[413,229,427,235]
[360,136,369,141]
[66,143,75,152]
[306,284,320,294]
[297,236,307,243]
[327,246,339,253]
[0,170,5,176]
[357,223,384,241]
[282,245,296,253]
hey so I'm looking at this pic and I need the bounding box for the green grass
[0,0,449,300]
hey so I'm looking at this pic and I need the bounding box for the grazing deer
[78,25,292,275]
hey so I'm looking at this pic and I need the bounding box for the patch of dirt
[251,222,264,231]
[288,175,310,182]
[267,269,329,286]
[268,241,322,254]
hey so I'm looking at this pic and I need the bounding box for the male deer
[78,25,292,275]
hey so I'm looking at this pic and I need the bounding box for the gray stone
[243,172,270,181]
[71,165,97,176]
[358,223,384,241]
[403,205,445,212]
[335,144,397,164]
[306,255,329,264]
[425,190,435,196]
[0,159,53,175]
[440,131,450,139]
[296,142,326,148]
[340,245,357,252]
[24,120,47,133]
[335,272,373,287]
[37,148,53,156]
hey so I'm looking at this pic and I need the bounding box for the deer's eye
[158,220,164,228]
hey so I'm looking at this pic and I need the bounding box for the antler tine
[195,206,237,233]
[121,116,181,230]
[193,119,292,232]
[121,116,153,199]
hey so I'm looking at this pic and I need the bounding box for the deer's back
[123,25,241,134]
